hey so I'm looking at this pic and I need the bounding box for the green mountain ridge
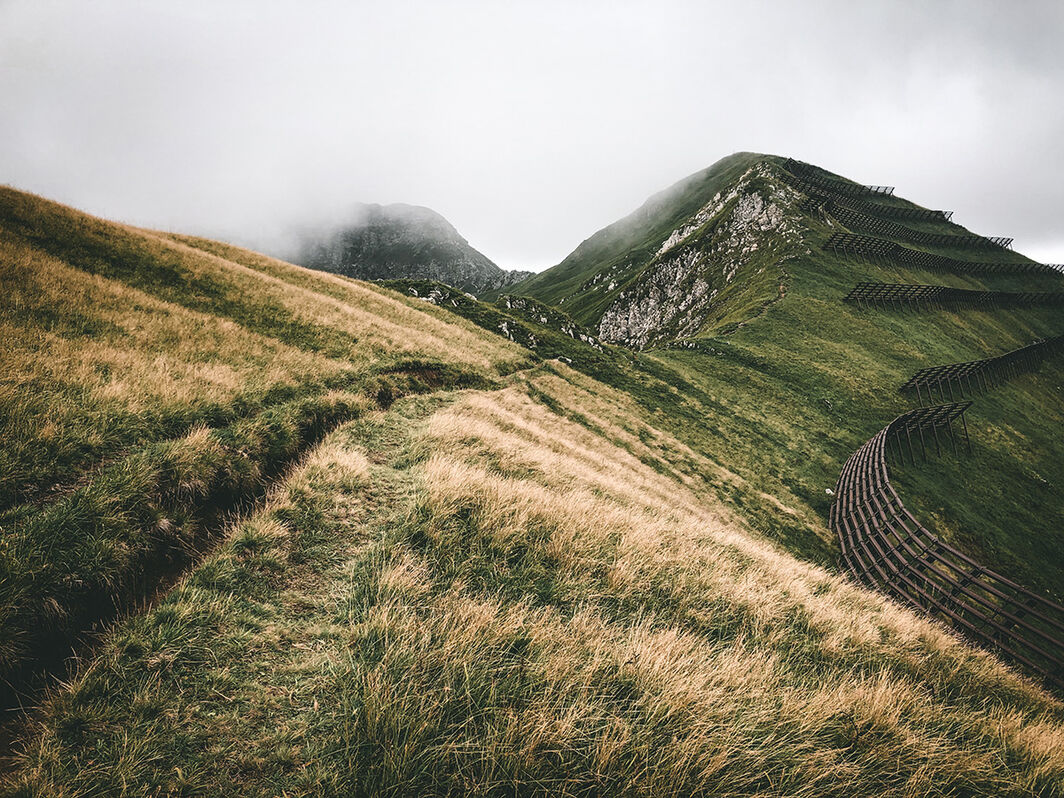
[437,155,1064,606]
[3,154,1064,794]
[514,152,1052,350]
[504,152,765,320]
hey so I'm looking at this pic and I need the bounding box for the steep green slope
[497,156,1064,605]
[504,152,764,321]
[517,154,1054,347]
[4,173,1064,795]
[9,368,1064,796]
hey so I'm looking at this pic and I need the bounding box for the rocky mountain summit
[509,153,807,349]
[296,203,531,296]
[597,162,805,348]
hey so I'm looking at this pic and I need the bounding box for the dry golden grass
[0,199,525,375]
[0,185,527,511]
[165,231,526,361]
[364,367,1064,794]
[0,183,525,487]
[0,231,344,413]
[0,185,529,710]
[8,377,1064,795]
[4,184,1064,795]
[142,229,523,370]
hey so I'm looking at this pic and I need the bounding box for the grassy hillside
[639,259,1064,599]
[8,366,1064,795]
[395,160,1064,606]
[515,153,1054,337]
[3,174,1064,795]
[645,160,1064,602]
[0,186,529,707]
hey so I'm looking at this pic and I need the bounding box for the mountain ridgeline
[509,151,780,345]
[512,152,1054,349]
[5,153,1064,795]
[395,152,1064,683]
[295,202,531,296]
[503,152,1064,689]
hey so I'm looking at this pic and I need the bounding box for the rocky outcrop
[393,281,602,354]
[597,163,804,348]
[296,203,530,296]
[500,295,603,350]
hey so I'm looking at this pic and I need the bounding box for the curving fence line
[844,282,1064,310]
[900,335,1064,403]
[830,403,1064,690]
[782,158,896,199]
[783,169,1008,252]
[826,202,1011,251]
[824,232,1058,277]
[781,158,949,219]
[862,201,954,224]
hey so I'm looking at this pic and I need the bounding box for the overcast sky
[2,0,1063,270]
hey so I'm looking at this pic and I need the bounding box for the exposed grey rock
[597,164,804,348]
[500,295,603,350]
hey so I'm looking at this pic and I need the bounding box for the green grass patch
[8,389,1064,796]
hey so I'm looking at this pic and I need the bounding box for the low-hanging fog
[1,0,1062,270]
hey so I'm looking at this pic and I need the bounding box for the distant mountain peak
[295,203,530,296]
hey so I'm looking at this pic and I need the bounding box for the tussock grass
[341,374,1064,795]
[0,390,372,699]
[8,381,1064,795]
[486,163,1064,597]
[0,188,525,506]
[0,185,526,700]
[5,175,1064,794]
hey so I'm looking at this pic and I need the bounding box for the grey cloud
[1,0,1062,269]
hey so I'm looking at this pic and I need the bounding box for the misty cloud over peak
[293,197,530,295]
[349,203,464,238]
[1,1,1062,270]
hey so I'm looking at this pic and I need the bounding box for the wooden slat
[829,406,1064,691]
[900,336,1064,398]
[843,281,1064,310]
[824,233,1057,276]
